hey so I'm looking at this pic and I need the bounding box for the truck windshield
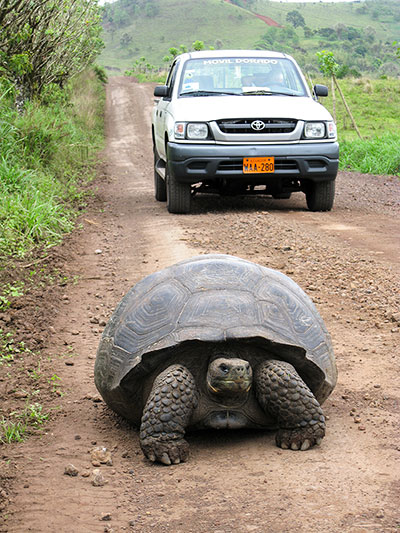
[178,57,308,97]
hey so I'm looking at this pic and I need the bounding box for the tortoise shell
[94,254,337,424]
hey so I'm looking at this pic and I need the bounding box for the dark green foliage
[93,65,108,85]
[0,0,104,104]
[102,0,159,28]
[286,10,306,29]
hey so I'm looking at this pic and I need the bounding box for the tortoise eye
[219,364,229,374]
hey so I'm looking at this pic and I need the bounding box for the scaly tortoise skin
[95,254,337,465]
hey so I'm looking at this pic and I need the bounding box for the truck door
[154,60,179,160]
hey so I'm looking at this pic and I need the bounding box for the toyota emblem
[251,120,265,131]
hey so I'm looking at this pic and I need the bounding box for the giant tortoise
[95,254,337,465]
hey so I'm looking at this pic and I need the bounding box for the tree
[316,50,339,77]
[334,23,346,40]
[304,26,313,39]
[120,33,133,46]
[192,40,205,51]
[145,2,159,18]
[162,44,188,64]
[316,50,362,140]
[286,10,305,29]
[318,28,336,39]
[0,0,104,105]
[364,26,376,44]
[168,47,179,58]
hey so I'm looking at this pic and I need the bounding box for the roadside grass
[317,77,400,141]
[314,77,400,176]
[0,402,49,444]
[0,69,105,261]
[0,69,105,445]
[340,133,400,176]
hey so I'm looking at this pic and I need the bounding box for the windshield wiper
[242,90,298,97]
[180,90,241,97]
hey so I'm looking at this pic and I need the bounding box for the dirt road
[1,77,399,532]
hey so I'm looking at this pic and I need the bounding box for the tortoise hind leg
[255,360,325,450]
[140,364,198,465]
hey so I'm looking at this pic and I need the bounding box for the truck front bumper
[167,141,339,184]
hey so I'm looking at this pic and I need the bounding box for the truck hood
[171,95,333,122]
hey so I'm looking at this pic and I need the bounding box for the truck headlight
[304,122,325,139]
[174,122,211,140]
[186,123,209,140]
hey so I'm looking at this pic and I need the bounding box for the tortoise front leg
[140,364,198,465]
[255,360,325,450]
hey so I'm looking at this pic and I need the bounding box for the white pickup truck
[152,50,338,214]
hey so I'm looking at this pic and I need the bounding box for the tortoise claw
[140,436,189,466]
[160,453,171,466]
[147,451,156,463]
[276,426,325,451]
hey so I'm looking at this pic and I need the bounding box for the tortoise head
[206,357,252,398]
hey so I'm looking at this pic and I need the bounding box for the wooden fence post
[333,74,363,140]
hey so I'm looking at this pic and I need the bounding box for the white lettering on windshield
[203,59,233,64]
[202,58,278,65]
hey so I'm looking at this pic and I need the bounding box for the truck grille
[217,118,297,134]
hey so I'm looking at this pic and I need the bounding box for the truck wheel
[306,181,335,212]
[154,147,167,202]
[166,165,191,214]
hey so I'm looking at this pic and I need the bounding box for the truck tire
[166,165,191,214]
[154,147,167,202]
[306,180,335,212]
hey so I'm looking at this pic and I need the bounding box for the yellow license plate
[243,157,274,174]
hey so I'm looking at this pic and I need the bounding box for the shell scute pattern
[256,279,326,348]
[178,290,258,330]
[176,258,263,293]
[114,279,188,354]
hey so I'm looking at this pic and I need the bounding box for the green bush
[0,70,104,260]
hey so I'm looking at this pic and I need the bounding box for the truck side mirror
[154,85,169,97]
[313,84,329,97]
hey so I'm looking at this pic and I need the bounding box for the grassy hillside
[253,0,400,75]
[99,0,400,76]
[254,0,400,38]
[100,0,268,72]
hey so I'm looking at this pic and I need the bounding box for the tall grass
[312,77,400,177]
[340,133,400,176]
[0,70,105,260]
